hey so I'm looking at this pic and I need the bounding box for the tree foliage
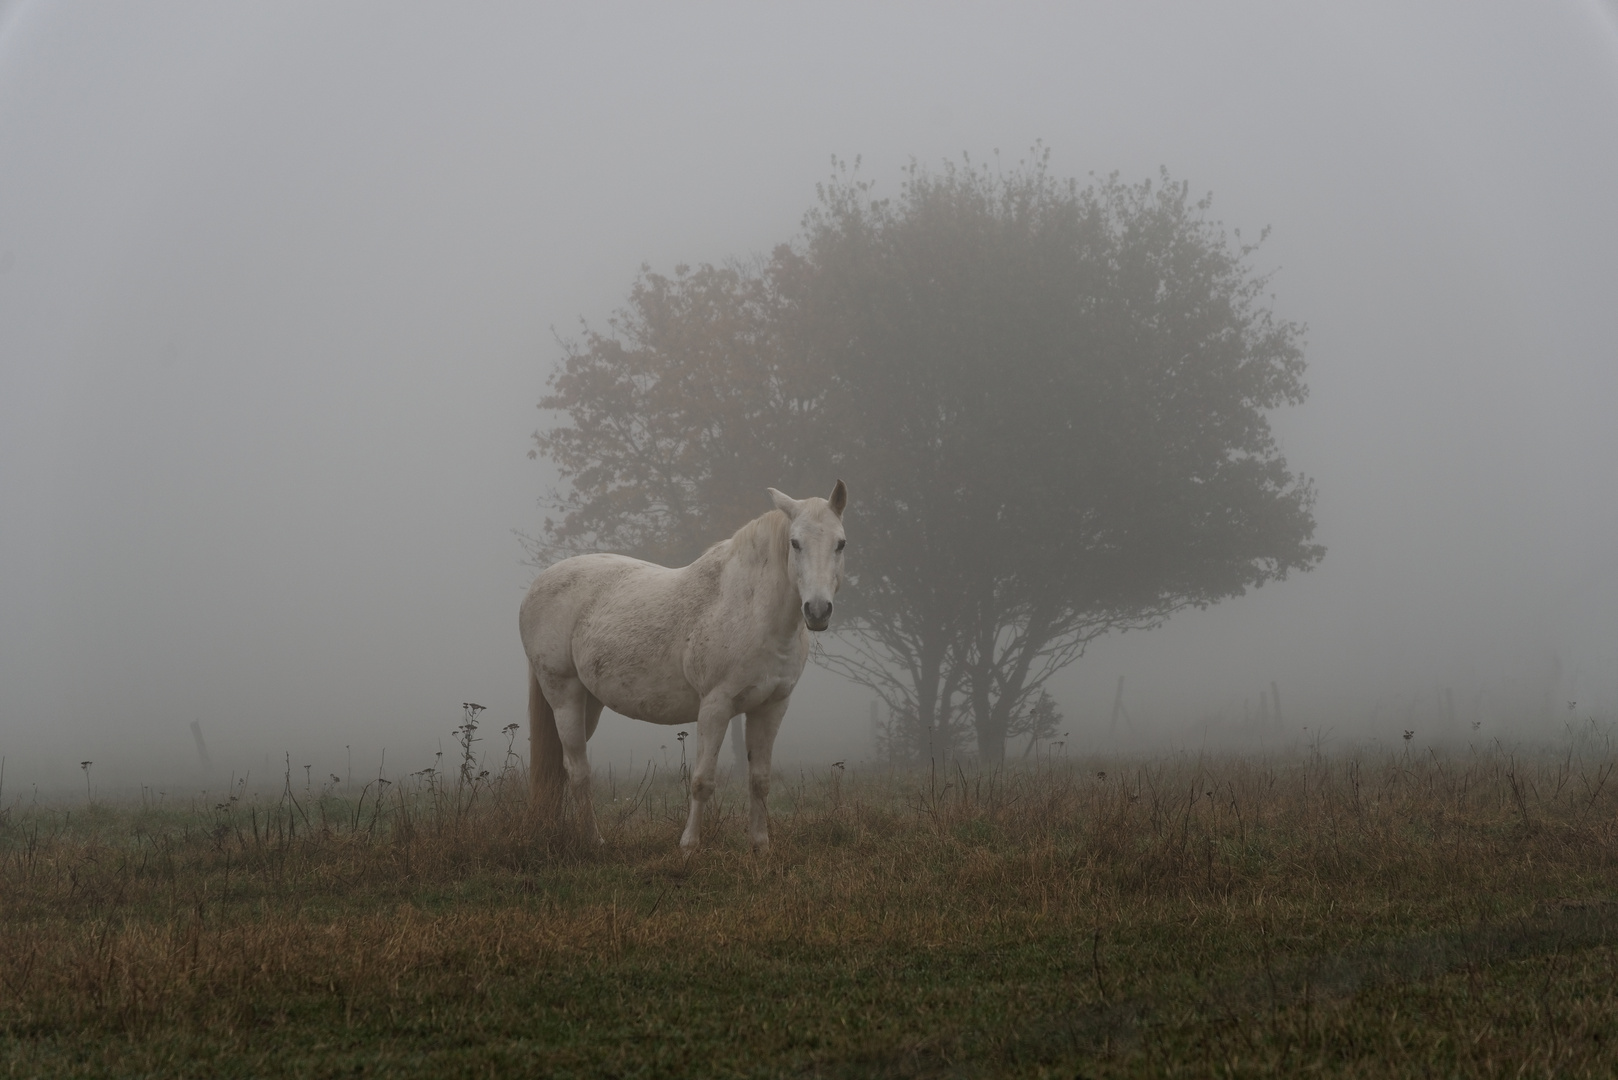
[530,260,823,569]
[530,149,1324,761]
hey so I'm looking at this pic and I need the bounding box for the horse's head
[768,480,848,632]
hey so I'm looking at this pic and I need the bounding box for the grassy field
[2,732,1617,1078]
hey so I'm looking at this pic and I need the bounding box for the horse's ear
[828,479,847,517]
[768,488,801,519]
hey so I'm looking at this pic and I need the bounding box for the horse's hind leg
[743,698,789,854]
[584,694,603,742]
[546,677,603,843]
[680,700,737,853]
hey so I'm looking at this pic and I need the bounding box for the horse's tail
[528,667,566,818]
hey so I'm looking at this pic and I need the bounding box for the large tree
[530,150,1324,762]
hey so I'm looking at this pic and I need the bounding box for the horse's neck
[716,513,800,643]
[756,549,802,643]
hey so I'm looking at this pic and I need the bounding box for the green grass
[2,740,1617,1077]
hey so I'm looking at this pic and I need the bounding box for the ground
[2,737,1616,1078]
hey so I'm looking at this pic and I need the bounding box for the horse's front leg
[744,698,789,854]
[679,700,736,853]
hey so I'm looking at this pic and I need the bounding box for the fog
[2,2,1616,795]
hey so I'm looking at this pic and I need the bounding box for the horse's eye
[836,539,846,552]
[790,538,801,551]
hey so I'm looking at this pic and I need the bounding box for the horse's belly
[575,642,701,726]
[599,677,702,726]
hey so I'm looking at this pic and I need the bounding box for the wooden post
[190,720,211,768]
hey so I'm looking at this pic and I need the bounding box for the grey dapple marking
[520,481,847,852]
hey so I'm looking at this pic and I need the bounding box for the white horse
[520,481,847,852]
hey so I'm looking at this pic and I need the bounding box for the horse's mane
[712,508,789,567]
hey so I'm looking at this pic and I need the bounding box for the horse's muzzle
[803,599,833,631]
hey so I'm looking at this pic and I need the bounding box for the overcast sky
[2,2,1616,793]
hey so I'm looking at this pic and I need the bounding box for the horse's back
[520,552,678,665]
[520,552,709,725]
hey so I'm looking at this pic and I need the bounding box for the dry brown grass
[3,731,1617,1077]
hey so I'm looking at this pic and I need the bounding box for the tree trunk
[968,608,1051,765]
[974,718,1008,764]
[968,616,1001,763]
[914,639,946,762]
